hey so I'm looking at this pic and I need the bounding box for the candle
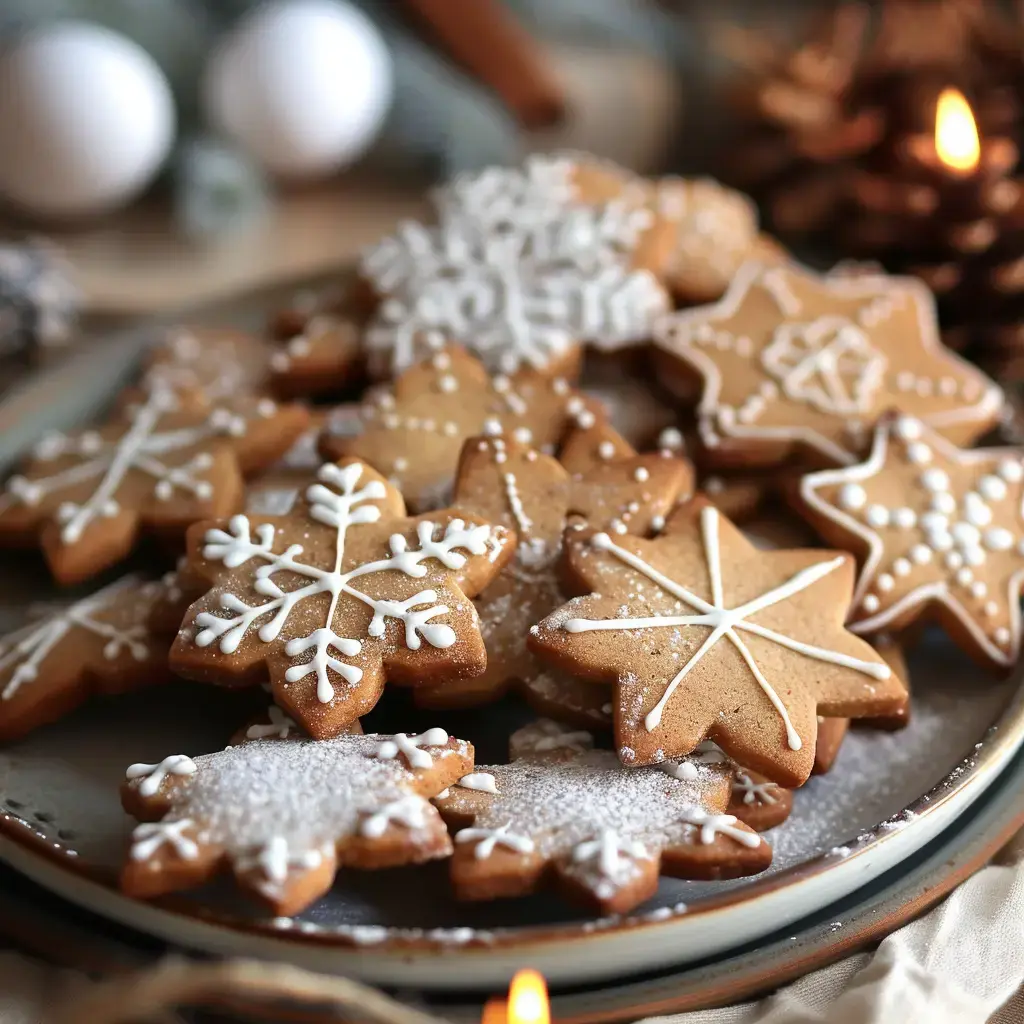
[483,969,551,1024]
[934,87,981,175]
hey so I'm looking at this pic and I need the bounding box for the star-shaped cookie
[529,498,907,786]
[415,430,691,709]
[797,413,1024,670]
[319,344,603,511]
[435,721,770,915]
[652,262,1002,468]
[121,728,471,916]
[0,385,310,584]
[170,458,515,738]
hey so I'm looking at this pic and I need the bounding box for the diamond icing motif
[361,156,668,375]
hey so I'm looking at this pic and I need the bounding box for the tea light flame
[935,88,980,173]
[509,970,550,1024]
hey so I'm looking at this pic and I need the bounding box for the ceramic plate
[0,276,1022,990]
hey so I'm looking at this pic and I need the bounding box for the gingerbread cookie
[529,498,907,786]
[268,285,348,340]
[360,154,671,378]
[320,344,604,511]
[269,316,363,399]
[797,413,1024,671]
[170,458,515,738]
[121,729,472,916]
[652,262,1002,468]
[0,575,178,741]
[229,704,363,746]
[650,177,789,303]
[812,716,850,775]
[435,721,770,915]
[0,386,310,584]
[415,431,691,709]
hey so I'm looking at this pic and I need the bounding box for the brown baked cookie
[0,386,310,584]
[268,285,349,339]
[269,316,364,399]
[0,575,179,742]
[415,431,691,709]
[228,704,363,746]
[797,413,1024,672]
[121,729,471,916]
[319,344,603,511]
[529,498,907,786]
[652,262,1003,469]
[812,716,850,775]
[170,458,515,739]
[859,636,911,730]
[649,177,789,303]
[359,154,671,378]
[435,720,770,915]
[244,416,327,518]
[519,669,615,731]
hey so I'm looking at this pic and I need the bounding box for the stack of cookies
[0,151,1016,922]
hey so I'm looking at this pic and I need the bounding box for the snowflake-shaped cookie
[435,722,770,915]
[361,154,670,376]
[415,430,691,709]
[653,262,1002,467]
[798,414,1024,670]
[0,386,310,584]
[170,457,515,738]
[529,499,907,786]
[121,729,472,916]
[320,344,604,511]
[0,575,179,741]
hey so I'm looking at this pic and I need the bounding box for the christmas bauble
[0,22,175,219]
[203,0,392,180]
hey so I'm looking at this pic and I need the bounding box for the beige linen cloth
[5,837,1024,1024]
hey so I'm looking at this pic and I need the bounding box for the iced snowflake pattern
[192,462,497,704]
[361,157,668,375]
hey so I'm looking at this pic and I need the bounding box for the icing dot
[931,493,956,515]
[910,544,933,564]
[971,581,988,599]
[838,484,867,511]
[998,459,1024,483]
[893,558,912,577]
[894,416,923,440]
[963,493,992,527]
[920,469,949,493]
[951,522,981,546]
[979,475,1008,501]
[995,627,1011,646]
[955,567,973,586]
[906,442,932,465]
[876,574,895,592]
[963,546,985,567]
[865,505,890,528]
[892,507,917,529]
[634,467,650,483]
[598,441,615,460]
[984,527,1015,552]
[862,594,881,613]
[985,601,999,617]
[945,551,964,570]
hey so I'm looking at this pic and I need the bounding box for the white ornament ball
[0,22,175,219]
[203,0,393,180]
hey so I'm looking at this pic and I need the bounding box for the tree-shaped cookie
[362,153,671,378]
[652,262,1002,468]
[798,414,1024,671]
[0,385,310,584]
[415,430,691,708]
[529,498,906,786]
[121,728,471,916]
[0,575,180,741]
[170,457,515,738]
[320,344,603,512]
[435,721,770,915]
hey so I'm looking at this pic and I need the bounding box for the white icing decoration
[571,829,650,880]
[733,772,780,806]
[125,754,197,797]
[359,795,431,838]
[456,822,536,859]
[245,706,299,740]
[2,387,239,545]
[679,806,761,848]
[0,577,151,700]
[361,156,668,374]
[237,836,324,889]
[373,729,450,769]
[130,819,199,861]
[456,772,498,794]
[760,316,886,416]
[193,463,494,703]
[561,507,890,750]
[838,484,866,511]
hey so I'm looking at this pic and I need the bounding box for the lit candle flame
[935,88,980,173]
[508,970,550,1024]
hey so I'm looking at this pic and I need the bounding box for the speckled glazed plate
[0,276,1022,991]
